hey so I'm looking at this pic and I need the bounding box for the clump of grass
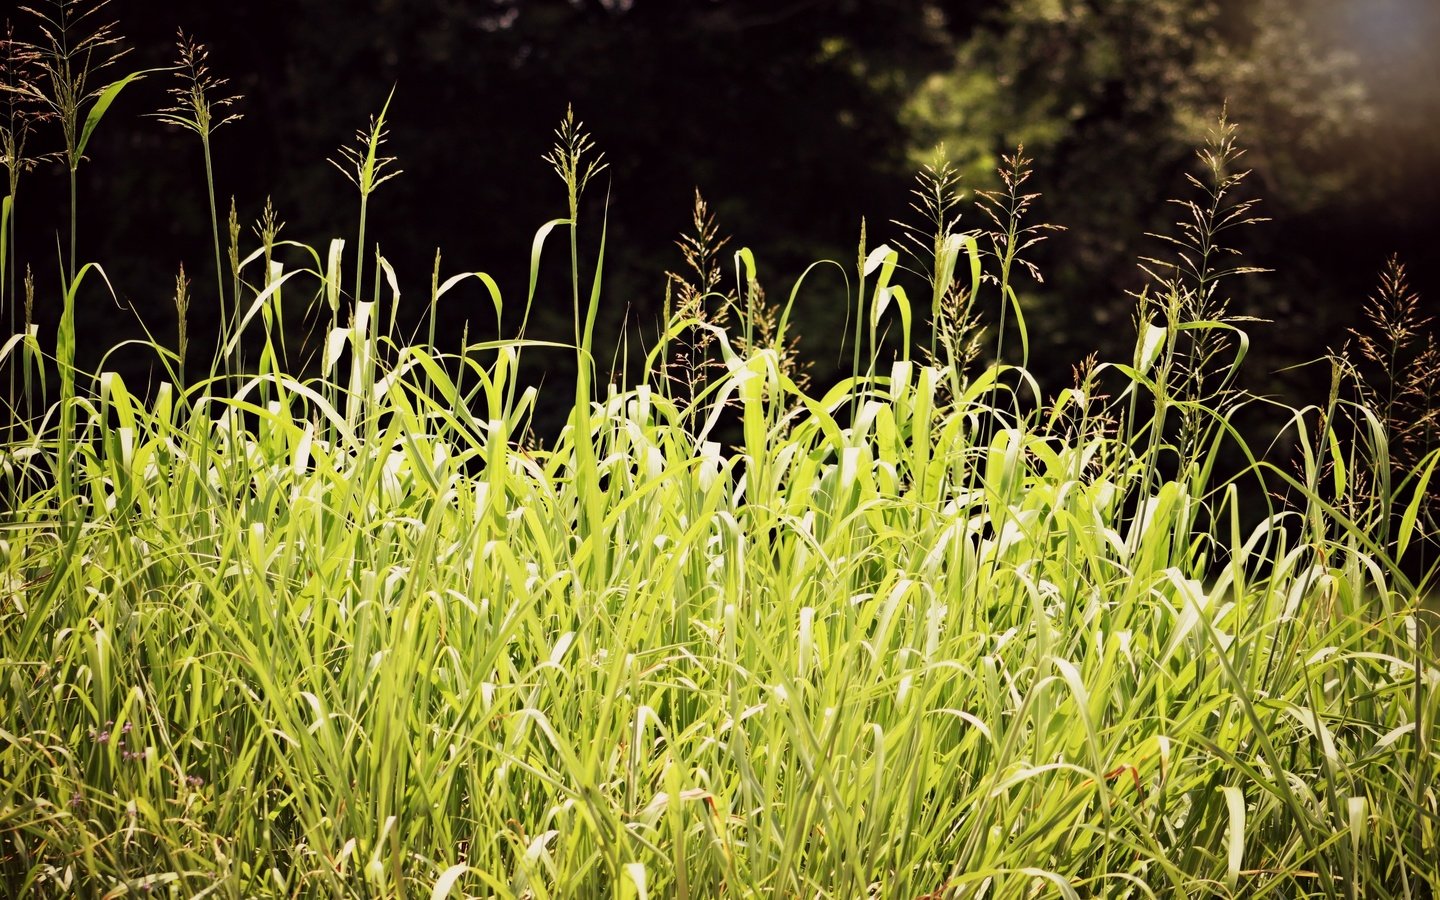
[0,32,1437,900]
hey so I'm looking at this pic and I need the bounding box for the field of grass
[2,14,1439,898]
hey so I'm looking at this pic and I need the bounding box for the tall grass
[1,28,1438,898]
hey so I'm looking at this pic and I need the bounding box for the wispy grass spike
[329,86,401,306]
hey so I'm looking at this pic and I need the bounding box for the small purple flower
[185,775,204,789]
[68,791,84,808]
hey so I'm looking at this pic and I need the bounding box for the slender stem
[3,185,14,439]
[852,224,865,399]
[201,131,229,374]
[355,193,369,306]
[569,189,581,357]
[567,176,606,589]
[569,188,586,406]
[4,184,14,317]
[68,165,77,286]
[929,230,940,363]
[993,216,1017,368]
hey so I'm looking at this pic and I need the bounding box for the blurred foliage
[905,0,1373,206]
[903,1,1368,359]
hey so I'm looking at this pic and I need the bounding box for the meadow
[1,10,1439,898]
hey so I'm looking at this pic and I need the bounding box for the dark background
[6,0,1439,436]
